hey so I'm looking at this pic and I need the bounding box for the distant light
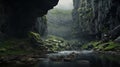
[54,0,73,10]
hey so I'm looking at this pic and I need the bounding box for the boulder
[44,35,69,51]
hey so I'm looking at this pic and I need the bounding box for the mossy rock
[95,41,119,51]
[44,35,68,51]
[81,41,101,50]
[103,42,120,51]
[0,39,34,55]
[81,40,120,51]
[0,48,7,52]
[46,35,65,41]
[29,32,43,44]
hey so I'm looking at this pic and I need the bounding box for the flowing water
[0,50,120,67]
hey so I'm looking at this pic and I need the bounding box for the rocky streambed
[1,50,120,67]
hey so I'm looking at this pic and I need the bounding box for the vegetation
[0,39,33,55]
[0,33,71,56]
[0,0,120,66]
[81,41,120,51]
[44,35,68,51]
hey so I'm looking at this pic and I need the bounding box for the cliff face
[0,0,59,37]
[35,16,47,37]
[72,0,120,40]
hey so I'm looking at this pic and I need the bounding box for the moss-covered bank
[0,32,80,64]
[81,40,120,53]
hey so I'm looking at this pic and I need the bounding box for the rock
[72,0,120,42]
[16,61,22,64]
[49,56,63,62]
[102,43,109,48]
[29,31,43,44]
[0,32,5,40]
[68,52,76,58]
[27,58,35,62]
[77,60,90,64]
[87,44,94,50]
[63,52,76,62]
[0,0,59,37]
[114,36,120,43]
[0,48,7,52]
[38,58,46,61]
[63,58,73,62]
[44,35,69,51]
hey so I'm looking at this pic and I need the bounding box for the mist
[47,0,73,39]
[54,0,73,10]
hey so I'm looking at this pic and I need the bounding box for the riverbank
[81,40,120,54]
[0,34,69,64]
[0,33,120,64]
[0,54,45,64]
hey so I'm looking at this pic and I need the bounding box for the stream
[0,50,120,67]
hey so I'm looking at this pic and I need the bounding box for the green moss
[81,41,101,49]
[29,32,41,40]
[95,44,105,50]
[94,41,119,51]
[44,35,68,51]
[81,41,120,51]
[90,41,101,47]
[0,39,34,56]
[0,50,31,55]
[29,32,43,43]
[81,44,88,49]
[104,41,120,51]
[46,35,65,41]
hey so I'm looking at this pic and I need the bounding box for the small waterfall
[35,16,47,36]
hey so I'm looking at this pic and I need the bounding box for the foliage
[81,41,120,51]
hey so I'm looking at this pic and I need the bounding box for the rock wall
[72,0,120,40]
[35,16,47,37]
[0,0,59,37]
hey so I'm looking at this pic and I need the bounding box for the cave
[0,0,120,67]
[0,0,59,37]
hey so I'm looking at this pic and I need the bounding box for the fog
[54,0,73,10]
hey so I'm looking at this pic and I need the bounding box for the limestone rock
[72,0,120,41]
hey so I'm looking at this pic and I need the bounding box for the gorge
[0,0,120,67]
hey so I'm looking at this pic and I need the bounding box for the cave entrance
[46,0,74,39]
